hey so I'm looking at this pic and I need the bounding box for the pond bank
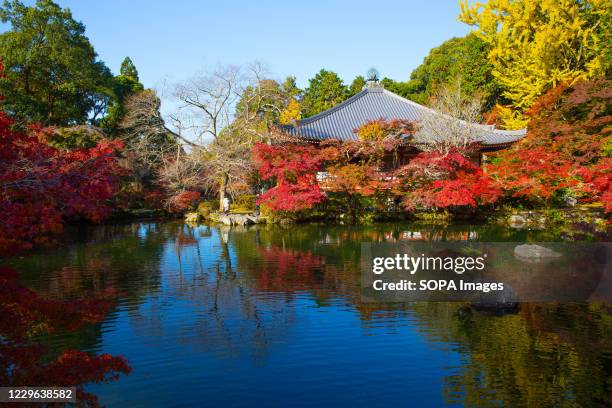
[185,205,609,237]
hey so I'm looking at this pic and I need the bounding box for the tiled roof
[282,85,527,146]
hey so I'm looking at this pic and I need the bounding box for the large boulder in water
[470,280,519,314]
[514,244,562,263]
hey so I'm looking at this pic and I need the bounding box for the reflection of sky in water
[5,222,609,407]
[89,226,459,407]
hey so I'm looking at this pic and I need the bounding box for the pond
[4,222,610,407]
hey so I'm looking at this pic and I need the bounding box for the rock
[233,215,248,226]
[218,214,233,226]
[470,280,519,314]
[217,213,259,226]
[184,212,200,224]
[564,196,578,207]
[514,244,562,263]
[508,214,527,228]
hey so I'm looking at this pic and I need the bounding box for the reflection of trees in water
[226,224,610,407]
[6,222,175,353]
[229,225,363,306]
[407,302,611,407]
[12,223,173,300]
[6,221,609,405]
[125,223,297,363]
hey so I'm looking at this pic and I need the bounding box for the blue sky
[6,0,471,88]
[3,0,472,118]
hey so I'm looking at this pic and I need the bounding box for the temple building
[281,76,526,166]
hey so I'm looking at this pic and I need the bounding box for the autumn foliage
[253,142,325,212]
[488,80,611,208]
[0,267,131,406]
[579,159,612,212]
[255,84,611,217]
[0,109,123,253]
[166,190,202,212]
[459,0,610,129]
[319,138,400,194]
[254,247,324,292]
[394,151,501,210]
[254,119,502,216]
[355,118,416,141]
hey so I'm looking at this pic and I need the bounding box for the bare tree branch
[416,79,488,156]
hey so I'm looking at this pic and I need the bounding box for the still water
[4,222,611,407]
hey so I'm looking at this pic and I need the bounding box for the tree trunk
[219,172,229,211]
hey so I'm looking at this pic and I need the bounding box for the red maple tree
[394,151,501,210]
[488,80,611,209]
[252,142,325,212]
[166,190,202,212]
[0,106,123,253]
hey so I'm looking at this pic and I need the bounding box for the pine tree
[120,57,139,81]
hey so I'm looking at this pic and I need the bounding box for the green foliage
[410,34,502,110]
[232,194,257,212]
[120,57,139,81]
[46,125,105,149]
[602,137,612,158]
[197,200,219,219]
[382,34,502,110]
[380,77,420,100]
[235,79,289,128]
[0,0,113,126]
[100,61,144,134]
[301,69,348,117]
[317,193,376,224]
[281,75,302,99]
[347,75,366,97]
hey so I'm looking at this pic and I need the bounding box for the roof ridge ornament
[363,67,382,90]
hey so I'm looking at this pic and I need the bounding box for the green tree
[380,77,419,100]
[281,75,301,99]
[101,57,144,134]
[404,34,502,109]
[347,75,366,97]
[120,56,139,81]
[0,0,113,126]
[235,79,287,128]
[301,69,347,117]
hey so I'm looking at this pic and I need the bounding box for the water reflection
[4,222,610,407]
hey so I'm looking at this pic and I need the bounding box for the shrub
[197,200,219,218]
[166,191,201,212]
[232,194,257,212]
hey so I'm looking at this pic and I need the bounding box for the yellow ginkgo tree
[459,0,610,129]
[279,98,301,125]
